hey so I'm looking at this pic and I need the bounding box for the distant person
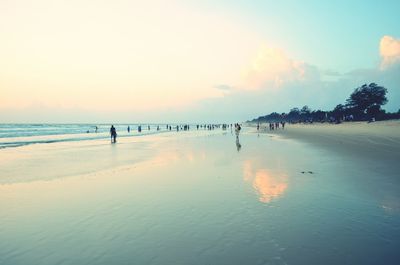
[110,125,117,143]
[235,123,241,138]
[148,125,150,130]
[95,126,98,133]
[127,126,130,133]
[138,125,142,133]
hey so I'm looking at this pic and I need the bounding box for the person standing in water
[110,125,117,143]
[127,125,130,133]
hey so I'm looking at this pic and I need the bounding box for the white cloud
[242,45,320,90]
[380,35,400,69]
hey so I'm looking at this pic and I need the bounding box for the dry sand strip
[259,120,400,165]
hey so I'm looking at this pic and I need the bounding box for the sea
[0,123,177,149]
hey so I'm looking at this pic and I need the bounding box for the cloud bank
[1,33,399,123]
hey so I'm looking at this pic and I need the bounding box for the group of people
[108,123,244,144]
[256,122,285,131]
[268,122,285,130]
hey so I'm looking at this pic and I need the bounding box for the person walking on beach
[235,123,241,138]
[110,125,117,143]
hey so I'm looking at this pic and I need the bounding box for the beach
[1,125,399,265]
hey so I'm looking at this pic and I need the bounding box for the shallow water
[0,129,399,265]
[0,123,175,149]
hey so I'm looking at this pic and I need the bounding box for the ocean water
[0,123,181,149]
[0,128,399,265]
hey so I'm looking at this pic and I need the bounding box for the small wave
[0,137,102,149]
[0,130,170,149]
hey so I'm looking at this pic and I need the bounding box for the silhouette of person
[127,126,130,133]
[235,123,241,137]
[110,125,117,143]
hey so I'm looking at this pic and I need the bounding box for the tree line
[250,83,400,124]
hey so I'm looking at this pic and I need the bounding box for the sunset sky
[1,0,399,123]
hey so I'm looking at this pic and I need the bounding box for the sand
[256,120,400,166]
[0,126,399,265]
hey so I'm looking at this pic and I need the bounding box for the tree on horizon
[346,83,388,119]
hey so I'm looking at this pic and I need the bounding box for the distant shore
[252,120,400,165]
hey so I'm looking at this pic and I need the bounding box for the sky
[0,0,399,123]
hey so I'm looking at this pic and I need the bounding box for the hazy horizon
[1,0,399,123]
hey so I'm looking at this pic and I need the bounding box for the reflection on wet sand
[243,160,288,203]
[236,137,242,152]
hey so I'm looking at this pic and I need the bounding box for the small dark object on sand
[301,171,315,174]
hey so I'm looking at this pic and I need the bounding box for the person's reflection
[236,136,242,151]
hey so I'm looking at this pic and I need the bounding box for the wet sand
[1,128,399,265]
